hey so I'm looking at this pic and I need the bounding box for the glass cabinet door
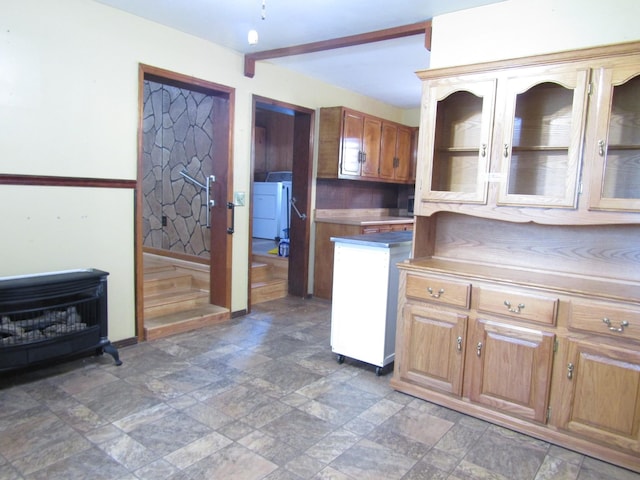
[588,65,640,211]
[420,79,496,204]
[497,69,589,207]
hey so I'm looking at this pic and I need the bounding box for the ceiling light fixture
[248,0,266,46]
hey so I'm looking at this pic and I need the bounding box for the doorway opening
[249,96,314,308]
[135,64,235,340]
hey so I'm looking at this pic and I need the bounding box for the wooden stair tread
[144,270,194,294]
[251,278,288,288]
[145,287,207,302]
[144,305,229,341]
[251,277,288,304]
[143,263,176,274]
[144,268,190,281]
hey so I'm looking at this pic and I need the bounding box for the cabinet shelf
[608,144,640,151]
[435,147,482,154]
[511,146,569,152]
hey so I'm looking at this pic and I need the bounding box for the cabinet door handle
[456,336,463,352]
[480,143,487,157]
[427,287,444,298]
[504,300,525,314]
[602,317,629,333]
[362,152,366,164]
[476,342,483,357]
[598,139,605,157]
[503,143,509,158]
[567,362,574,380]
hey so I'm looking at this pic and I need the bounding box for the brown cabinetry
[393,259,640,472]
[420,67,588,209]
[395,267,556,425]
[556,338,640,455]
[313,216,413,300]
[397,303,467,396]
[586,60,640,212]
[393,41,640,473]
[468,318,555,424]
[379,122,413,183]
[318,107,415,184]
[415,44,640,224]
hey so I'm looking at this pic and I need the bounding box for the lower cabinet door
[557,338,640,454]
[468,318,554,423]
[398,304,468,396]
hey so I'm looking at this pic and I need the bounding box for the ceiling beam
[244,20,432,78]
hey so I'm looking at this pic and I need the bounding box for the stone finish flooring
[1,297,639,480]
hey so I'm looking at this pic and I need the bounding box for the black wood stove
[0,269,122,371]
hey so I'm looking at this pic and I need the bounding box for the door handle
[226,202,235,234]
[206,175,216,228]
[290,197,307,220]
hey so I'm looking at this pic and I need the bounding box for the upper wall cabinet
[420,67,588,209]
[318,107,416,185]
[587,60,640,212]
[415,42,640,224]
[379,122,414,183]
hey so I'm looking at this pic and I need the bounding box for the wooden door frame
[135,64,235,340]
[249,96,314,307]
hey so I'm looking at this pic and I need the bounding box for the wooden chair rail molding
[244,20,432,78]
[0,174,136,189]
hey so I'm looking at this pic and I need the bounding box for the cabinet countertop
[331,231,413,248]
[316,215,414,226]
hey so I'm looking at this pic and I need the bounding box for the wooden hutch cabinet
[318,106,416,184]
[391,41,640,473]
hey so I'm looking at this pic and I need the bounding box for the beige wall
[431,0,640,68]
[2,0,639,342]
[0,0,411,341]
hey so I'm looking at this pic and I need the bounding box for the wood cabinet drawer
[405,274,471,309]
[477,286,558,325]
[570,301,640,342]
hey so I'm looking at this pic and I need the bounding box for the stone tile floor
[1,296,639,479]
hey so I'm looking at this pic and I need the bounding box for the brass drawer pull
[567,363,574,380]
[456,336,463,352]
[427,287,445,298]
[476,342,483,357]
[504,300,525,314]
[602,317,629,333]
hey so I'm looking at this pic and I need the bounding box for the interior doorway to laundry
[135,64,234,340]
[249,96,314,308]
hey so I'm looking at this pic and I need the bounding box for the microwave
[407,194,415,216]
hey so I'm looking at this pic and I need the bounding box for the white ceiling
[95,0,503,109]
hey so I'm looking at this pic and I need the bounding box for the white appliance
[252,181,291,240]
[330,231,412,375]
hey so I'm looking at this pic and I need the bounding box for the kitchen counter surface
[315,208,414,226]
[331,230,413,248]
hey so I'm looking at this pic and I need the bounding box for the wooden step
[253,254,288,279]
[144,269,193,295]
[144,288,210,318]
[251,278,288,304]
[251,261,271,283]
[144,305,229,341]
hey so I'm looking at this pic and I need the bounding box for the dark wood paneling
[315,179,400,209]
